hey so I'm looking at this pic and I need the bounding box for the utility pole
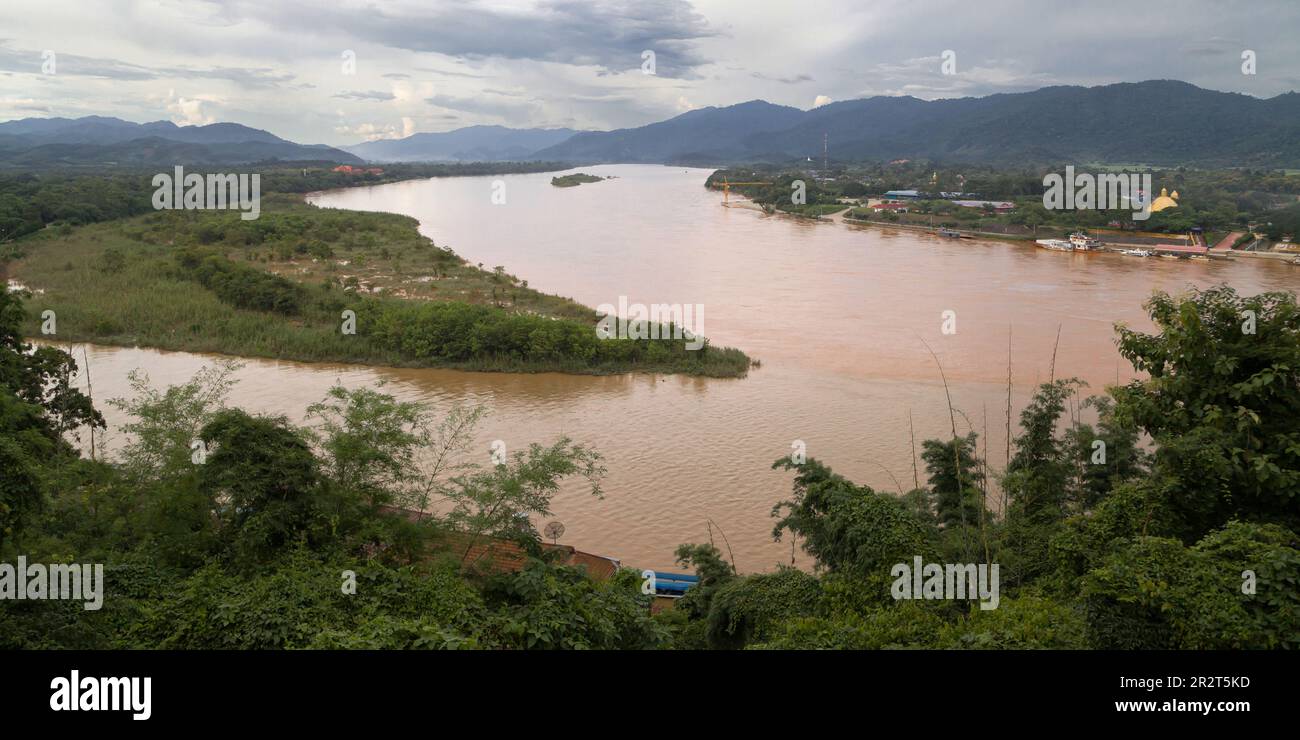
[822,133,828,172]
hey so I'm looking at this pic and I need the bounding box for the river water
[66,165,1298,572]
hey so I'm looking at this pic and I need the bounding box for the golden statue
[1150,187,1179,213]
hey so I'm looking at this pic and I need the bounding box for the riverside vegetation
[550,173,606,187]
[0,162,569,244]
[1,284,1296,649]
[4,173,750,377]
[709,164,1300,246]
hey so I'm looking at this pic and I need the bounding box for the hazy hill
[534,100,805,163]
[0,116,360,166]
[533,81,1300,167]
[10,81,1299,169]
[345,125,579,162]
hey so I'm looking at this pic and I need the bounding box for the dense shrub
[176,250,305,315]
[703,567,822,649]
[1083,522,1300,649]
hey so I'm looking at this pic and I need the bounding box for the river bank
[8,192,751,378]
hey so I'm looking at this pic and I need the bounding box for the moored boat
[1069,232,1103,250]
[1036,238,1074,251]
[1120,248,1153,257]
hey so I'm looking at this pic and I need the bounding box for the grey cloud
[751,72,814,84]
[0,42,295,87]
[426,93,541,119]
[241,0,717,78]
[333,90,396,101]
[1183,37,1244,57]
[413,66,491,79]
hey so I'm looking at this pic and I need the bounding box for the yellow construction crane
[715,177,772,205]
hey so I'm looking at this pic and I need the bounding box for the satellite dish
[544,520,565,544]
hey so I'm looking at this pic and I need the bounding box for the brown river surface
[65,164,1298,572]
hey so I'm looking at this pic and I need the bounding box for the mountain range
[0,116,360,167]
[532,81,1300,167]
[4,81,1299,169]
[343,125,579,162]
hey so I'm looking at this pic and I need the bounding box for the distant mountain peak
[344,125,582,163]
[0,114,358,166]
[531,80,1300,168]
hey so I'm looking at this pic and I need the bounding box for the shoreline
[34,337,750,383]
[829,212,1291,264]
[715,181,1293,263]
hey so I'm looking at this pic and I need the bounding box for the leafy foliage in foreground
[0,289,660,649]
[1,286,1297,650]
[671,285,1300,649]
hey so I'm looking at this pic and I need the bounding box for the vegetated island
[3,167,751,378]
[550,173,607,187]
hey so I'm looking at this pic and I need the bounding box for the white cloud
[165,91,219,125]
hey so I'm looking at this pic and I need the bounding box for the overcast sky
[1,0,1296,145]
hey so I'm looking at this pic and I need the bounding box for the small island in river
[551,173,607,187]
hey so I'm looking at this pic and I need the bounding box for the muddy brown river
[62,165,1299,572]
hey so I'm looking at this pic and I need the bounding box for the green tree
[770,457,934,584]
[1083,521,1300,649]
[920,432,987,530]
[446,438,604,568]
[0,289,101,544]
[198,409,322,563]
[109,361,241,482]
[672,542,737,623]
[1112,286,1300,537]
[1002,379,1083,585]
[1063,395,1145,512]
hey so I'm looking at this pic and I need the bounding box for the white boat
[1036,238,1074,251]
[1120,248,1153,257]
[1069,232,1103,250]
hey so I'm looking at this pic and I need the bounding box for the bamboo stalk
[908,408,920,491]
[707,518,738,575]
[1049,323,1062,382]
[82,345,95,462]
[980,403,990,563]
[1004,327,1013,516]
[918,335,970,559]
